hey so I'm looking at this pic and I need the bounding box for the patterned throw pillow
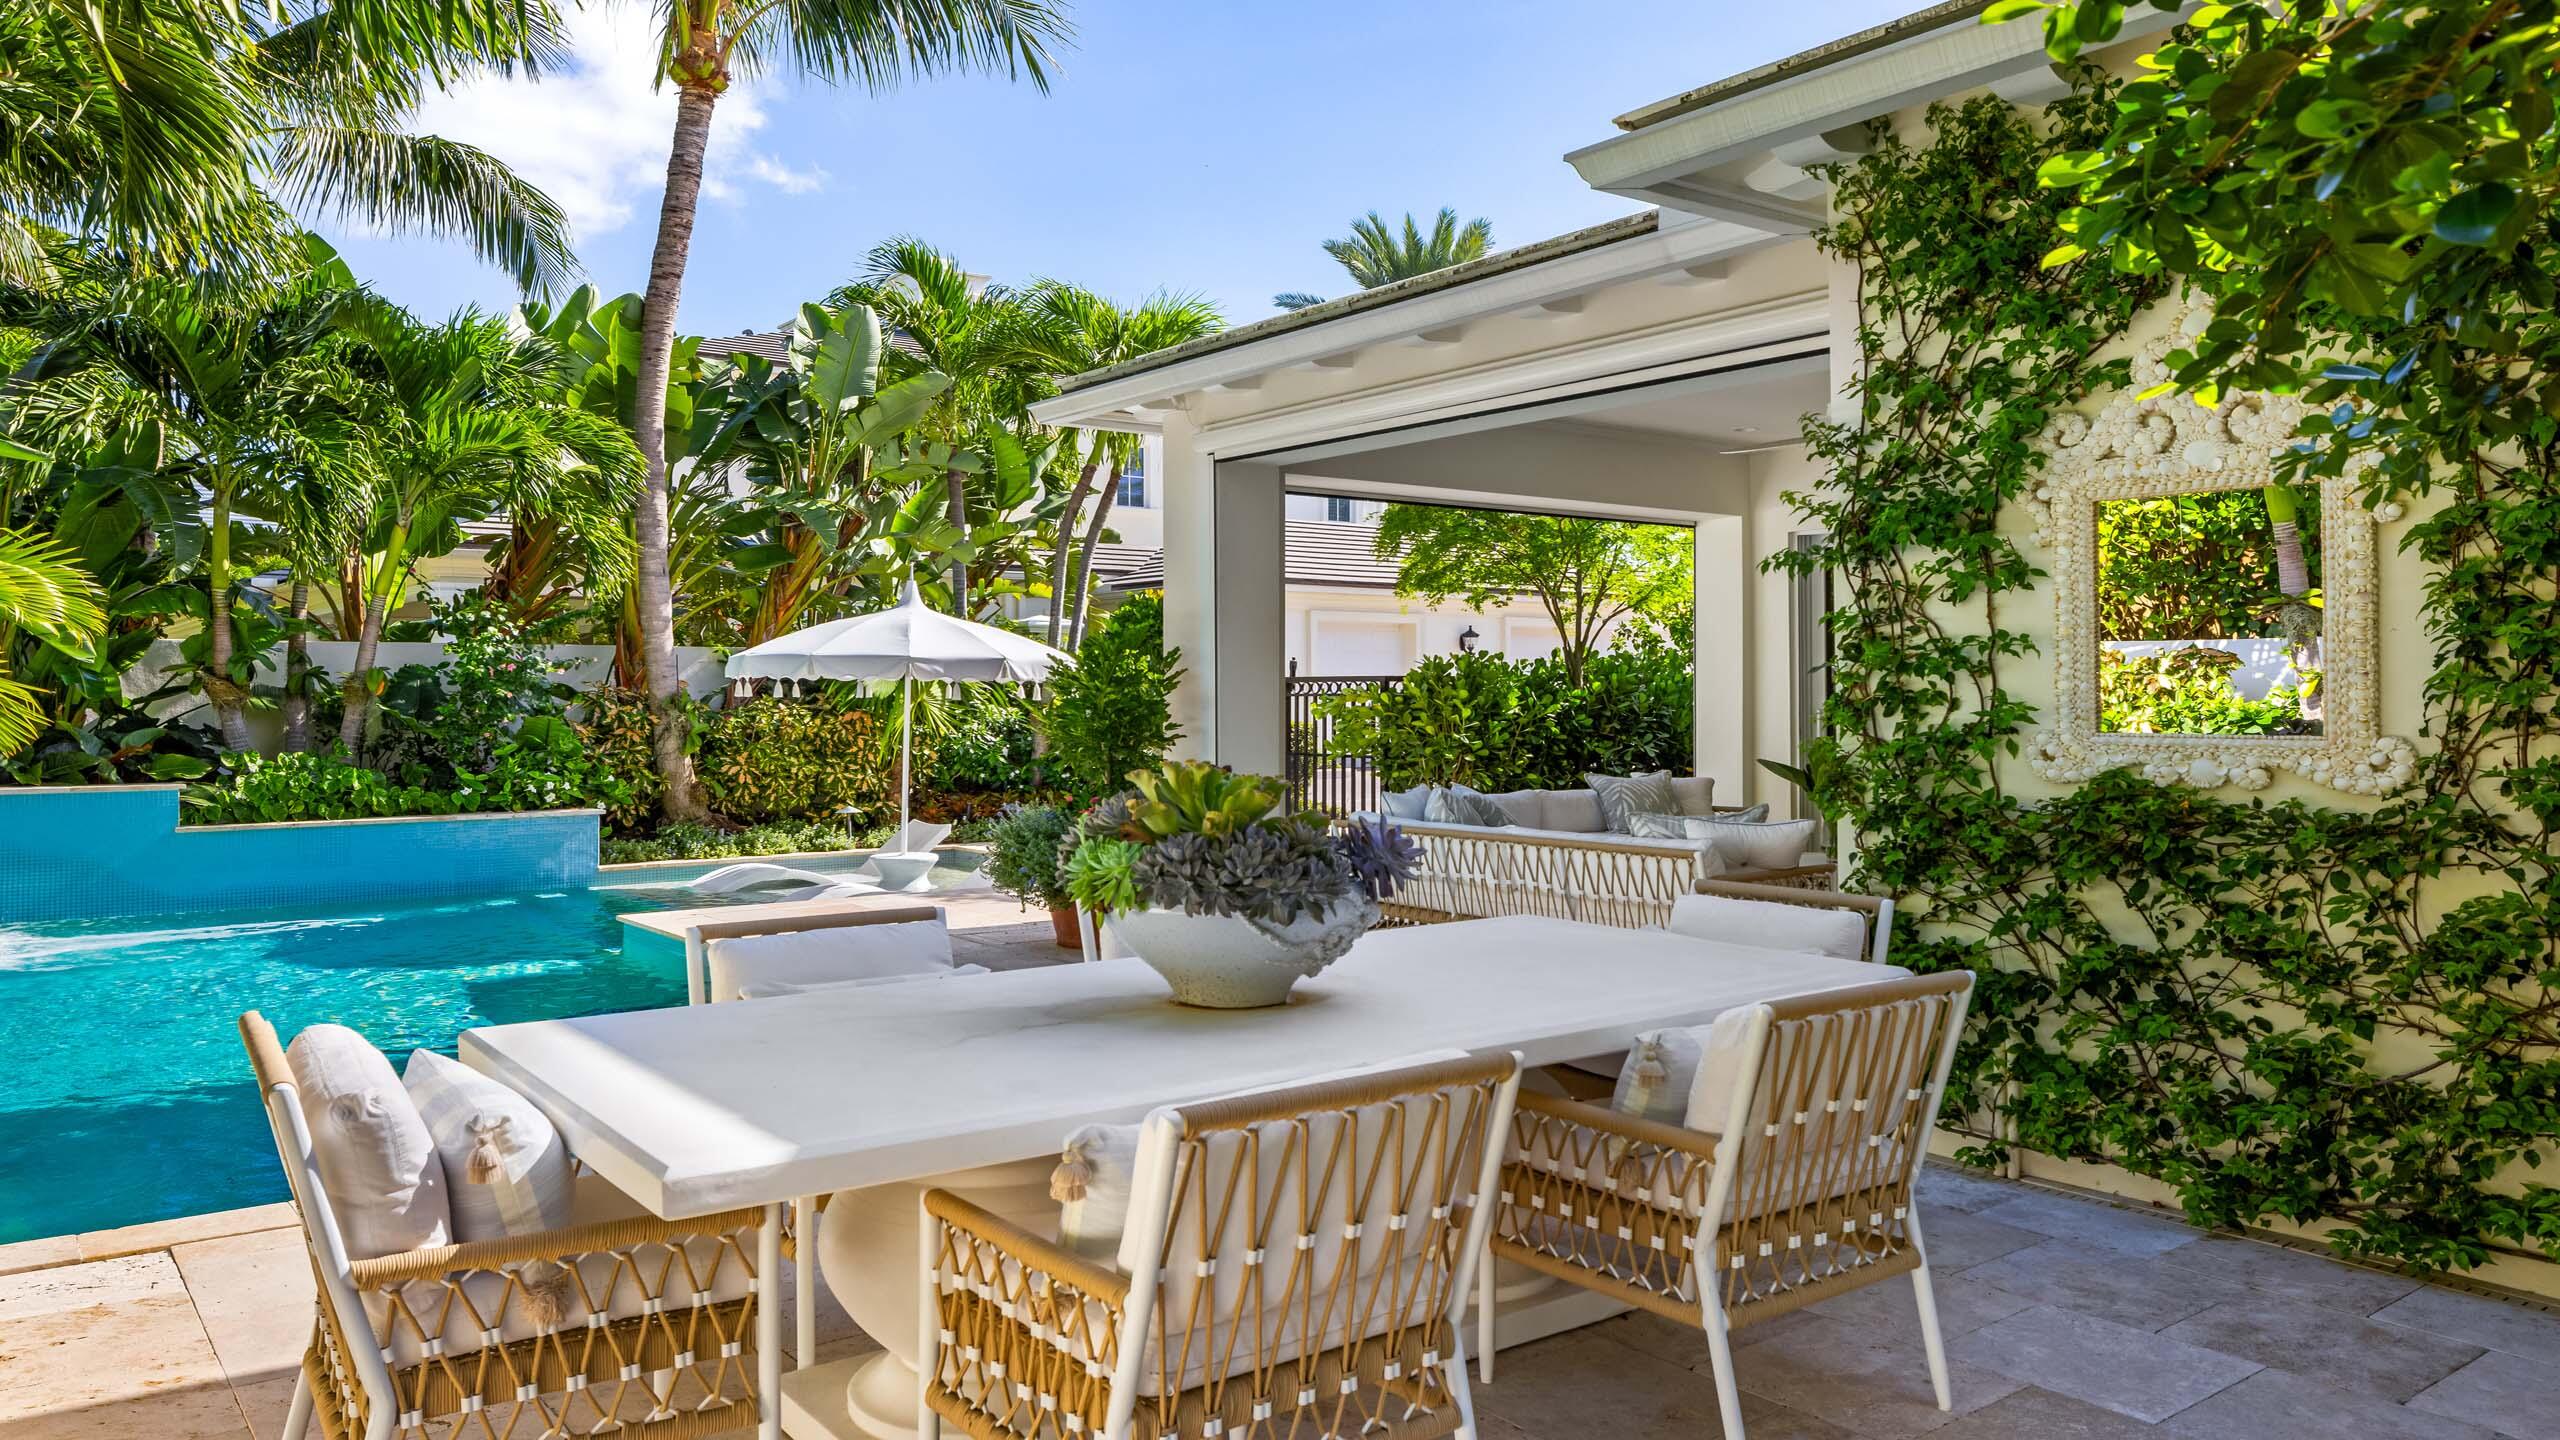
[1722,802,1770,823]
[1585,771,1676,833]
[1624,811,1692,841]
[1424,785,1514,827]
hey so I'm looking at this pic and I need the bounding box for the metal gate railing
[1285,671,1401,817]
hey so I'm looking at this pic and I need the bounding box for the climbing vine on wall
[1785,85,2560,1273]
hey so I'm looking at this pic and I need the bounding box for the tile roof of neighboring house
[695,328,928,365]
[1609,0,1990,131]
[1103,520,1404,593]
[1052,212,1662,395]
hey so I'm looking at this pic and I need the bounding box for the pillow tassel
[1050,1140,1094,1203]
[517,1259,577,1328]
[463,1116,511,1184]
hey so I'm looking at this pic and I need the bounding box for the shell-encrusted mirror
[2025,311,2414,795]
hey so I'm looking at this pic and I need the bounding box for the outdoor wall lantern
[1457,625,1481,653]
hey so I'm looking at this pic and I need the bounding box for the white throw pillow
[1668,775,1715,816]
[1540,789,1608,833]
[1053,1049,1474,1264]
[1610,1007,1760,1128]
[1379,785,1431,820]
[403,1049,574,1243]
[1690,816,1819,870]
[704,917,953,1003]
[1681,1005,1773,1134]
[1668,892,1868,962]
[287,1025,452,1260]
[733,962,990,1000]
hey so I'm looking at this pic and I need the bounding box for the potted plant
[1060,761,1421,1007]
[985,803,1082,947]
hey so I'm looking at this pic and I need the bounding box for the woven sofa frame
[1375,820,1836,930]
[241,1012,768,1440]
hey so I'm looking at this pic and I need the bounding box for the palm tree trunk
[280,575,313,752]
[633,83,720,824]
[1066,459,1123,650]
[1045,453,1103,648]
[203,490,253,752]
[336,593,388,756]
[944,467,970,614]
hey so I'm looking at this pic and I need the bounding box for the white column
[1156,416,1217,760]
[1210,459,1287,774]
[1694,514,1748,802]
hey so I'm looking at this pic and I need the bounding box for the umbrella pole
[899,674,912,843]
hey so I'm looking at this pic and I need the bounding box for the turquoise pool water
[0,857,940,1245]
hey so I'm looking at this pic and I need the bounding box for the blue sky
[332,0,1916,337]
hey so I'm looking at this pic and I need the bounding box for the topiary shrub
[1044,593,1184,794]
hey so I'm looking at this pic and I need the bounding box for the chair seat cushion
[1667,893,1869,963]
[703,917,954,1002]
[366,1173,756,1373]
[288,1024,452,1260]
[403,1049,574,1244]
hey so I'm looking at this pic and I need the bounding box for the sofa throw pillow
[1424,785,1514,827]
[1668,775,1715,816]
[1586,771,1676,833]
[287,1024,452,1260]
[1693,816,1818,871]
[403,1048,575,1242]
[1721,802,1771,823]
[1667,893,1869,963]
[1379,785,1431,821]
[1625,811,1692,841]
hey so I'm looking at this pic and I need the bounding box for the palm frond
[270,125,580,299]
[728,0,1071,92]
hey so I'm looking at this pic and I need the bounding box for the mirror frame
[2026,314,2415,795]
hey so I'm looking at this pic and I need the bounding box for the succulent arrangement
[1060,761,1420,924]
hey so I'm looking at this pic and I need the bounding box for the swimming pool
[0,856,961,1245]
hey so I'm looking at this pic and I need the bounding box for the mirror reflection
[2095,486,2323,736]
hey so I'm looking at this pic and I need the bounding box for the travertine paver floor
[6,917,2558,1438]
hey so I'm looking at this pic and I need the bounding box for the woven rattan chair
[917,1053,1524,1440]
[241,1012,768,1440]
[1686,878,1896,968]
[1484,973,1973,1439]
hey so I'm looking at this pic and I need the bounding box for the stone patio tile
[2371,1286,2560,1365]
[75,1204,297,1264]
[1807,1270,2035,1344]
[2166,1368,2501,1440]
[2153,1234,2419,1314]
[0,1239,80,1281]
[1963,1240,2251,1332]
[2159,1293,2481,1403]
[1733,1312,2024,1438]
[170,1230,313,1388]
[1949,1303,2258,1423]
[775,1256,862,1363]
[2407,1351,2560,1440]
[1913,1208,2051,1273]
[1971,1190,2199,1259]
[1933,1387,2159,1439]
[1478,1328,1854,1440]
[0,1383,249,1440]
[0,1255,229,1423]
[1915,1164,2021,1215]
[231,1375,298,1440]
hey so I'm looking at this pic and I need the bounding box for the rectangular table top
[460,915,1904,1217]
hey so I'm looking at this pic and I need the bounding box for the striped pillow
[403,1049,576,1242]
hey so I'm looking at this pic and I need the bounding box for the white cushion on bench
[704,917,954,1003]
[288,1024,453,1260]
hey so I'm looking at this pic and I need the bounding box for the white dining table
[459,914,1905,1438]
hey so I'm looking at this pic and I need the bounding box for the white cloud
[412,11,828,239]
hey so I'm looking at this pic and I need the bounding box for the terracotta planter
[1049,905,1081,949]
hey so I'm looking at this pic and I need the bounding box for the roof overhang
[1568,3,2187,231]
[1032,212,1780,430]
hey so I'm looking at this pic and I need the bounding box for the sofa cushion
[1586,772,1676,832]
[703,917,953,1003]
[1541,788,1608,833]
[1485,788,1547,827]
[403,1049,574,1244]
[1625,811,1694,842]
[1425,785,1514,827]
[1692,816,1820,871]
[1668,893,1868,963]
[288,1025,452,1260]
[1668,774,1715,816]
[1379,785,1431,821]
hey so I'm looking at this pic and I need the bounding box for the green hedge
[1316,648,1692,792]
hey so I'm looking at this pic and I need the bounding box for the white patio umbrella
[723,579,1070,843]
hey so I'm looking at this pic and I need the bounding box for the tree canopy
[1371,504,1691,682]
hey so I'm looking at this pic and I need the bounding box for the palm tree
[830,237,1047,614]
[1271,208,1494,312]
[0,527,107,753]
[626,2,1067,823]
[334,303,640,753]
[1011,282,1222,647]
[0,0,577,294]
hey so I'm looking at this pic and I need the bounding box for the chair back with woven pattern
[1104,1053,1521,1440]
[1691,877,1896,966]
[1696,972,1971,1324]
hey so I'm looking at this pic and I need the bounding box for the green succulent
[1063,837,1143,916]
[1122,760,1283,839]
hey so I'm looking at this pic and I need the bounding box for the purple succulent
[1333,816,1421,900]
